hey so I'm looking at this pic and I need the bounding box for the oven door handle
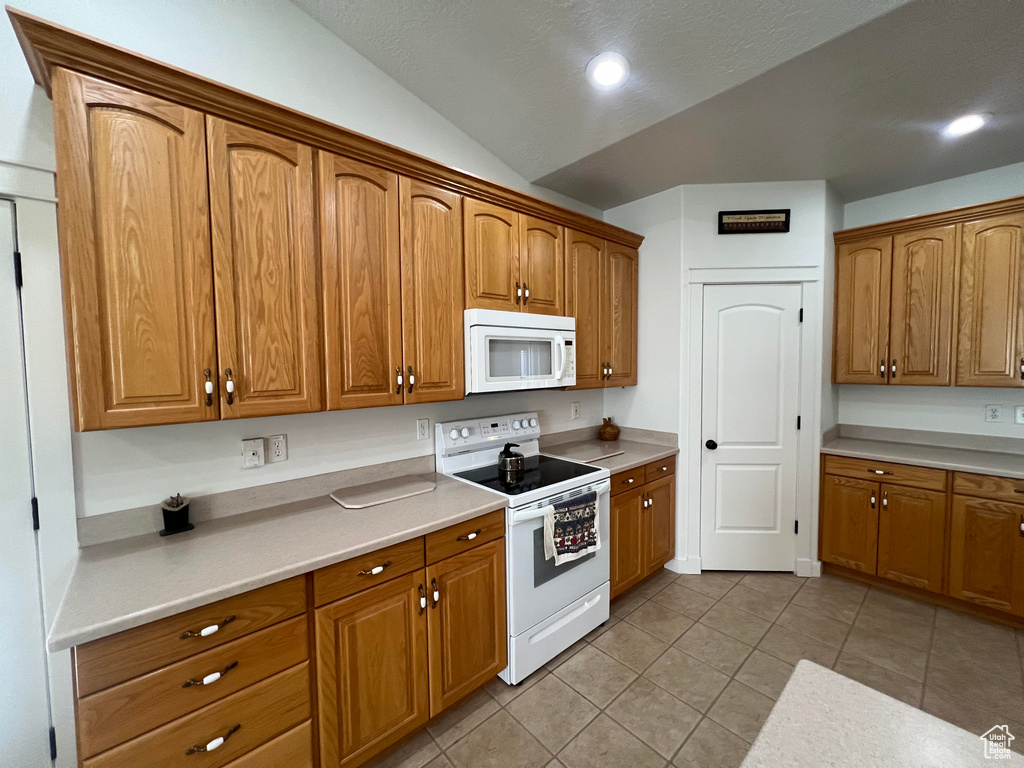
[553,334,566,381]
[510,479,610,524]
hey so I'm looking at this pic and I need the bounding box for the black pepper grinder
[160,493,194,536]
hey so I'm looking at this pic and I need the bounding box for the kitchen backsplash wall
[72,389,604,518]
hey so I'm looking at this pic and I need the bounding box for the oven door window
[533,527,593,587]
[488,338,553,380]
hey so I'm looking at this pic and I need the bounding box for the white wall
[838,162,1024,438]
[822,184,843,430]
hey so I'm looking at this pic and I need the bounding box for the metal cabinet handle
[626,478,634,484]
[185,724,240,755]
[515,281,522,305]
[203,368,214,406]
[661,466,668,472]
[879,359,886,379]
[224,368,234,405]
[870,494,876,509]
[1020,514,1023,537]
[882,491,888,508]
[872,469,893,475]
[457,530,481,541]
[418,583,427,614]
[180,616,235,640]
[357,561,391,577]
[890,359,897,378]
[396,367,403,394]
[1020,358,1023,380]
[524,283,530,303]
[407,365,415,393]
[431,577,439,607]
[182,661,238,688]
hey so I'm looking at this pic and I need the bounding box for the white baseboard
[796,558,822,578]
[664,556,701,575]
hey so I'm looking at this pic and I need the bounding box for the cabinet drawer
[314,538,425,607]
[426,509,505,565]
[75,576,307,697]
[611,466,645,495]
[644,456,676,481]
[78,615,308,757]
[222,721,312,768]
[83,662,310,768]
[823,455,946,492]
[953,472,1024,504]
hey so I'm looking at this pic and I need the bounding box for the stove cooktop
[454,455,601,496]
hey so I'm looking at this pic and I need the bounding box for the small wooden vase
[598,417,620,442]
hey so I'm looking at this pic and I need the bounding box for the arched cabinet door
[604,244,638,387]
[464,198,520,311]
[565,229,605,389]
[52,68,217,430]
[206,117,322,418]
[519,216,565,316]
[833,237,893,384]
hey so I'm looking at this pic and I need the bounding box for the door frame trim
[672,266,824,577]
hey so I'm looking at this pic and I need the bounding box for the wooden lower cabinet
[949,495,1024,615]
[820,474,879,574]
[610,487,645,598]
[611,462,677,598]
[643,475,675,575]
[876,484,946,593]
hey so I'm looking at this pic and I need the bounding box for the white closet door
[700,283,802,571]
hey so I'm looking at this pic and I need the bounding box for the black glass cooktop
[455,455,601,495]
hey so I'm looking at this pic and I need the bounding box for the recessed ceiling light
[940,113,990,138]
[586,52,629,91]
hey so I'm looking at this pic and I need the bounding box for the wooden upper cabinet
[207,117,322,418]
[604,244,639,387]
[519,216,565,315]
[52,69,217,430]
[319,154,403,410]
[889,225,957,386]
[949,495,1024,615]
[566,230,606,389]
[464,199,520,312]
[957,212,1024,387]
[425,539,506,715]
[833,237,892,384]
[876,483,947,593]
[400,179,464,404]
[820,474,879,574]
[315,572,429,768]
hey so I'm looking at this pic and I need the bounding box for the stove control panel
[436,412,541,452]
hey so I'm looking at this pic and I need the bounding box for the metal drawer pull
[418,584,427,614]
[186,724,240,755]
[1015,489,1024,494]
[357,561,391,577]
[870,494,876,509]
[661,466,668,472]
[1020,358,1023,380]
[871,469,892,475]
[180,616,235,640]
[182,661,238,688]
[457,530,480,541]
[1020,515,1023,537]
[431,577,439,608]
[626,478,634,484]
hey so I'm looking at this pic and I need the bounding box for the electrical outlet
[1015,406,1024,425]
[985,405,1007,423]
[416,418,430,440]
[241,437,265,468]
[571,401,580,420]
[267,434,288,463]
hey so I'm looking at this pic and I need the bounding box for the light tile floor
[368,570,1024,768]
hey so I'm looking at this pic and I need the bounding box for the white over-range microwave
[465,309,576,393]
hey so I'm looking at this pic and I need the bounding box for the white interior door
[0,199,53,766]
[700,283,802,571]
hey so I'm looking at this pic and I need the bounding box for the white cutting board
[547,441,625,464]
[331,475,437,509]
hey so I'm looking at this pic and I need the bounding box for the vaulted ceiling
[292,0,1024,209]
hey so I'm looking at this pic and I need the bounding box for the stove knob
[529,418,537,428]
[449,429,459,440]
[460,427,470,438]
[512,420,521,430]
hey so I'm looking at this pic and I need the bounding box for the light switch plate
[985,405,1007,423]
[1016,406,1024,425]
[242,438,265,468]
[571,402,580,420]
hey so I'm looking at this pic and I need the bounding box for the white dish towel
[543,490,599,566]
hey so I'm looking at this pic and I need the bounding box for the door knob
[705,439,718,450]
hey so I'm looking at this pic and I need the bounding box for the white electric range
[435,412,611,684]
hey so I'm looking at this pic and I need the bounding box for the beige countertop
[821,434,1024,480]
[48,473,505,652]
[543,438,678,474]
[743,661,1023,766]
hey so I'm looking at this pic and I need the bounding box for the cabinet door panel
[401,179,464,403]
[643,476,675,576]
[565,230,605,389]
[320,153,402,409]
[52,69,217,430]
[604,244,639,387]
[316,571,429,768]
[464,199,520,311]
[520,216,564,316]
[426,538,506,715]
[949,496,1024,615]
[833,238,892,384]
[957,213,1024,387]
[611,487,644,598]
[820,475,879,574]
[877,484,946,593]
[890,225,957,385]
[207,118,321,417]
